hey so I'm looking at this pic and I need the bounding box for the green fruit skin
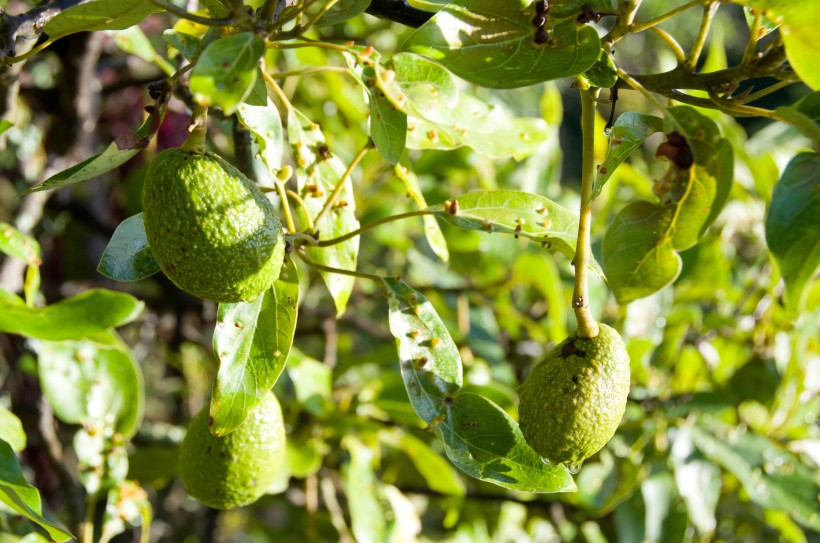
[518,323,630,468]
[142,148,284,303]
[179,392,286,509]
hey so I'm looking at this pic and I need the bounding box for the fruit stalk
[573,88,600,339]
[181,104,208,155]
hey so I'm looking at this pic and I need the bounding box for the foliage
[0,0,818,541]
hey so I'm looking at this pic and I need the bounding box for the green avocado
[518,323,630,472]
[142,148,284,303]
[179,391,286,509]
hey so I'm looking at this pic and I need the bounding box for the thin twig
[684,1,720,70]
[312,142,371,228]
[296,250,384,282]
[315,210,433,247]
[286,188,315,232]
[628,0,707,34]
[648,26,685,63]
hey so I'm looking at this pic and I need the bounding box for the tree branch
[364,0,433,28]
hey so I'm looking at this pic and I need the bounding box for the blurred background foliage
[0,0,818,541]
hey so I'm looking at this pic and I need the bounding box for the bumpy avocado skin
[179,392,286,510]
[143,148,284,303]
[518,323,630,469]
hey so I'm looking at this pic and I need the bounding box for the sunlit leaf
[428,190,579,260]
[394,164,449,262]
[379,427,466,496]
[689,423,820,531]
[211,258,299,436]
[32,331,144,439]
[671,426,721,536]
[190,32,265,115]
[0,222,40,266]
[288,108,360,315]
[44,0,162,40]
[344,436,386,543]
[369,93,407,165]
[100,481,151,543]
[285,347,333,417]
[765,152,820,312]
[0,289,143,340]
[384,277,463,424]
[435,393,576,493]
[403,0,601,88]
[584,49,618,89]
[110,26,156,63]
[237,98,285,172]
[98,213,160,282]
[0,406,26,452]
[0,440,73,541]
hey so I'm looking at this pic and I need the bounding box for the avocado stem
[573,89,600,339]
[181,104,208,154]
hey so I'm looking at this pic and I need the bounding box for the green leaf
[0,119,12,136]
[591,113,664,205]
[394,165,449,262]
[383,277,463,424]
[44,0,162,40]
[100,481,151,543]
[689,423,820,531]
[604,108,734,303]
[403,0,601,88]
[584,49,618,89]
[602,201,682,303]
[0,440,73,541]
[0,222,40,266]
[734,0,820,89]
[211,257,299,436]
[344,436,387,543]
[428,190,579,261]
[32,332,144,439]
[405,92,550,160]
[288,108,360,315]
[161,30,202,61]
[317,0,372,27]
[377,52,459,112]
[190,32,265,115]
[237,98,285,172]
[0,406,26,452]
[285,348,333,417]
[110,26,157,63]
[765,152,820,312]
[369,93,407,165]
[0,289,143,340]
[671,426,721,536]
[22,88,171,194]
[434,392,576,493]
[97,213,160,282]
[379,427,465,496]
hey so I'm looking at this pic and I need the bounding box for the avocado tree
[0,0,817,541]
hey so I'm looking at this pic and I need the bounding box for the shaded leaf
[98,213,160,282]
[44,0,162,40]
[0,406,26,452]
[428,190,579,260]
[384,278,463,424]
[162,30,202,61]
[317,0,372,27]
[394,164,448,262]
[591,113,664,205]
[23,84,171,194]
[211,258,299,436]
[435,392,576,493]
[403,0,600,89]
[32,332,144,439]
[0,440,73,541]
[0,289,143,341]
[689,423,820,531]
[237,98,285,172]
[288,108,360,315]
[765,152,820,312]
[190,32,265,115]
[584,49,618,89]
[110,26,157,63]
